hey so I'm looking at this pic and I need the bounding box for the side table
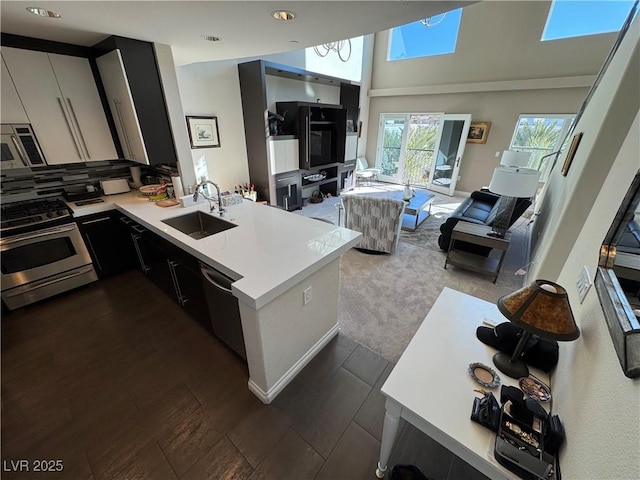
[444,222,511,282]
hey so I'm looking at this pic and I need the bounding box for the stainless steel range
[1,198,97,310]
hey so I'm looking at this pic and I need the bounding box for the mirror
[595,169,640,378]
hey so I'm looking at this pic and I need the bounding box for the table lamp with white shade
[500,150,533,167]
[488,151,540,238]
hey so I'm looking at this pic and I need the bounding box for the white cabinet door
[268,138,299,174]
[48,53,117,162]
[2,47,117,164]
[96,50,149,165]
[282,139,299,172]
[0,55,29,123]
[2,47,83,164]
[345,134,357,161]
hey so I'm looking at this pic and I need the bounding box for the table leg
[376,400,402,478]
[494,249,508,283]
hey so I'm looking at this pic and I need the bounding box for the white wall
[263,36,364,82]
[529,16,640,480]
[175,60,250,192]
[365,0,620,193]
[153,43,197,189]
[550,113,639,480]
[372,1,615,89]
[174,40,367,193]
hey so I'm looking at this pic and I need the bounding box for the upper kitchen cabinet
[96,50,148,164]
[1,47,117,164]
[1,56,29,124]
[94,36,178,166]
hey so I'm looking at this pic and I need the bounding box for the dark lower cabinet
[76,211,136,278]
[124,216,212,334]
[171,260,210,333]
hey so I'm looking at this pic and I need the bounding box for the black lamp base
[493,351,529,378]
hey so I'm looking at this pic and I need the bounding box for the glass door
[376,113,443,186]
[377,114,408,184]
[428,114,471,196]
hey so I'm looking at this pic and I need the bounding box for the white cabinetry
[1,47,117,164]
[96,49,149,165]
[1,56,29,123]
[268,138,299,175]
[345,134,357,161]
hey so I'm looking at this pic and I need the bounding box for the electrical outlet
[576,265,592,304]
[495,151,501,158]
[303,287,312,305]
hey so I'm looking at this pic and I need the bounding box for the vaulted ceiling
[0,1,475,66]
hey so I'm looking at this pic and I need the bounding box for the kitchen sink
[162,211,237,239]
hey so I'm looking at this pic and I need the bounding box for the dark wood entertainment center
[237,60,360,211]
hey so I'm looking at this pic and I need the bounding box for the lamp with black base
[493,280,580,378]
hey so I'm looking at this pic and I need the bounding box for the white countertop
[69,192,361,309]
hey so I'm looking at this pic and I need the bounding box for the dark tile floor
[1,270,488,480]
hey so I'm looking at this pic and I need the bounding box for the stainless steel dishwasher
[199,263,246,360]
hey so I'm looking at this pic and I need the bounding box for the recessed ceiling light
[289,40,299,44]
[26,7,61,18]
[201,35,221,42]
[272,10,296,21]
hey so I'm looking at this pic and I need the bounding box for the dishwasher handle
[200,264,234,294]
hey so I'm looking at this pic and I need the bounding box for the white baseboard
[247,324,340,404]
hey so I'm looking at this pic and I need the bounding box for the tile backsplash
[0,160,178,204]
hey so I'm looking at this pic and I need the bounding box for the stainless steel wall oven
[1,123,47,169]
[1,198,97,310]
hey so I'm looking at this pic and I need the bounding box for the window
[388,8,463,60]
[542,0,637,41]
[509,115,575,181]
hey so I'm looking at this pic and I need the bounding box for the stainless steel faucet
[193,180,225,215]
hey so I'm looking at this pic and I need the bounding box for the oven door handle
[10,135,29,167]
[2,267,93,298]
[0,225,77,246]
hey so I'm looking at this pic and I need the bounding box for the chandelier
[420,13,446,27]
[313,39,352,62]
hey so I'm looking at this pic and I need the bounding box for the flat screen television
[309,129,334,167]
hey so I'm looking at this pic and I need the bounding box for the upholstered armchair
[342,195,405,254]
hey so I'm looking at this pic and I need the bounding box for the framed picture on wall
[186,116,221,148]
[467,121,491,144]
[561,132,583,176]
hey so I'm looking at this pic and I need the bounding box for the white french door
[376,113,471,195]
[376,114,410,184]
[427,114,471,195]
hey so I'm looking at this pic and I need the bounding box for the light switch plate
[576,265,592,303]
[303,287,312,305]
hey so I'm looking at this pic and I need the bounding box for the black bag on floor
[389,464,432,480]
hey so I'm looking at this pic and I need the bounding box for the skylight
[542,0,637,41]
[388,8,463,61]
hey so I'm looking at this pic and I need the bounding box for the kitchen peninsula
[73,193,362,403]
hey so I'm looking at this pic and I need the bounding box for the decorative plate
[304,174,326,182]
[468,362,500,389]
[519,376,552,402]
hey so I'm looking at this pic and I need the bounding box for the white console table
[376,287,550,479]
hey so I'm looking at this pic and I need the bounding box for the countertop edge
[69,193,361,310]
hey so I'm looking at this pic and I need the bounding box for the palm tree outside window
[508,114,575,182]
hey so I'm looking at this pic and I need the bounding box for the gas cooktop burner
[0,197,73,233]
